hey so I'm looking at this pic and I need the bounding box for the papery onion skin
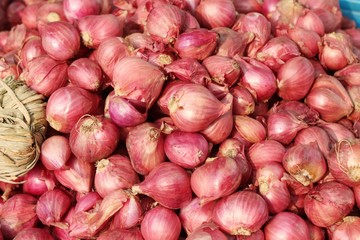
[295,9,325,36]
[63,0,101,23]
[141,206,181,240]
[213,190,269,236]
[233,115,266,146]
[18,36,46,69]
[22,163,57,196]
[187,222,229,240]
[327,216,360,240]
[112,195,143,230]
[287,26,321,58]
[195,0,236,29]
[132,162,192,209]
[306,220,325,240]
[304,181,355,227]
[14,227,55,240]
[97,228,144,240]
[264,212,310,240]
[334,63,360,86]
[247,140,286,169]
[37,2,67,24]
[40,135,71,171]
[230,85,256,115]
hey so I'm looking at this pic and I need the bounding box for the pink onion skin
[287,26,321,58]
[132,162,192,209]
[164,130,209,169]
[94,154,140,198]
[195,0,236,29]
[327,216,360,240]
[13,228,54,240]
[191,156,242,204]
[334,63,360,86]
[157,80,189,115]
[235,230,264,240]
[233,115,266,146]
[233,0,263,13]
[74,192,102,213]
[213,190,269,236]
[187,222,228,240]
[304,181,355,228]
[69,115,121,163]
[0,194,38,239]
[22,163,57,196]
[230,85,256,115]
[78,14,123,49]
[306,220,325,240]
[18,36,46,69]
[19,4,41,29]
[326,139,360,187]
[179,197,216,234]
[20,55,68,97]
[54,155,95,193]
[318,122,355,144]
[111,195,142,230]
[36,189,71,228]
[354,185,360,208]
[168,83,231,132]
[98,228,143,240]
[126,122,165,175]
[141,206,181,240]
[264,212,310,240]
[36,2,67,25]
[63,0,100,23]
[174,28,218,61]
[38,21,80,61]
[295,9,325,36]
[346,85,360,121]
[40,135,71,171]
[46,86,101,133]
[247,140,286,169]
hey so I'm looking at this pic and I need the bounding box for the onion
[294,126,332,157]
[69,115,121,162]
[36,189,71,228]
[74,192,102,213]
[126,122,165,175]
[7,1,26,27]
[304,181,355,227]
[306,220,325,240]
[78,14,123,48]
[195,0,236,28]
[125,32,163,53]
[98,228,143,240]
[236,57,277,102]
[230,85,256,115]
[295,9,325,36]
[213,190,269,236]
[179,197,216,234]
[54,155,95,193]
[287,26,321,58]
[187,222,229,240]
[354,185,360,208]
[112,194,142,230]
[22,162,56,196]
[3,22,26,53]
[20,55,68,97]
[94,154,140,198]
[247,139,286,169]
[36,2,67,24]
[140,206,181,240]
[305,74,354,122]
[38,21,80,61]
[233,115,266,146]
[334,63,360,86]
[18,36,46,69]
[326,139,360,187]
[13,228,54,240]
[164,130,209,169]
[63,0,100,23]
[233,0,263,14]
[318,121,355,143]
[40,135,71,171]
[132,162,192,209]
[174,28,217,61]
[264,212,310,240]
[255,163,291,214]
[327,216,360,240]
[281,173,311,196]
[191,156,242,204]
[19,3,42,29]
[0,194,38,239]
[312,8,341,33]
[345,29,360,49]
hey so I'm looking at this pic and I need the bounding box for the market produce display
[0,0,360,239]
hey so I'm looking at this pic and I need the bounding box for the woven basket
[0,75,47,183]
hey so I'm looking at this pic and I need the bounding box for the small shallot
[63,0,100,23]
[40,135,71,171]
[195,0,236,28]
[23,163,56,196]
[14,228,54,240]
[247,140,286,168]
[187,222,228,240]
[327,216,360,240]
[112,195,143,230]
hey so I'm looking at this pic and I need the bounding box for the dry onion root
[0,75,47,183]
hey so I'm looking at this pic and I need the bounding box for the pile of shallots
[1,0,360,239]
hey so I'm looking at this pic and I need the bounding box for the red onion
[23,162,56,196]
[112,57,166,110]
[98,228,143,240]
[74,192,102,213]
[54,155,95,193]
[326,139,360,187]
[7,1,26,26]
[20,55,68,97]
[63,0,100,23]
[296,9,325,36]
[69,115,121,162]
[281,172,311,196]
[354,185,360,208]
[195,0,236,28]
[306,220,325,240]
[168,83,231,132]
[256,36,301,72]
[145,4,184,44]
[19,3,41,29]
[191,156,242,204]
[232,12,271,58]
[305,74,354,122]
[94,154,140,198]
[145,50,176,68]
[125,32,163,53]
[14,228,54,240]
[236,57,277,102]
[213,190,269,236]
[67,58,103,92]
[18,36,46,69]
[319,32,357,71]
[334,63,360,86]
[46,86,101,133]
[78,14,123,49]
[327,216,360,240]
[202,55,241,87]
[3,24,26,53]
[255,163,291,214]
[126,122,165,175]
[36,2,67,24]
[247,139,286,169]
[157,81,190,115]
[235,230,264,240]
[312,8,341,33]
[318,121,356,143]
[38,21,80,61]
[36,189,71,228]
[132,162,192,209]
[164,130,209,169]
[233,115,266,146]
[345,29,360,49]
[179,197,216,234]
[141,206,181,240]
[0,194,38,239]
[174,28,218,61]
[40,135,71,171]
[164,58,210,85]
[0,58,19,79]
[304,181,355,227]
[187,222,228,240]
[287,26,321,58]
[264,212,310,240]
[230,85,255,115]
[346,85,360,121]
[233,0,263,14]
[112,194,142,229]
